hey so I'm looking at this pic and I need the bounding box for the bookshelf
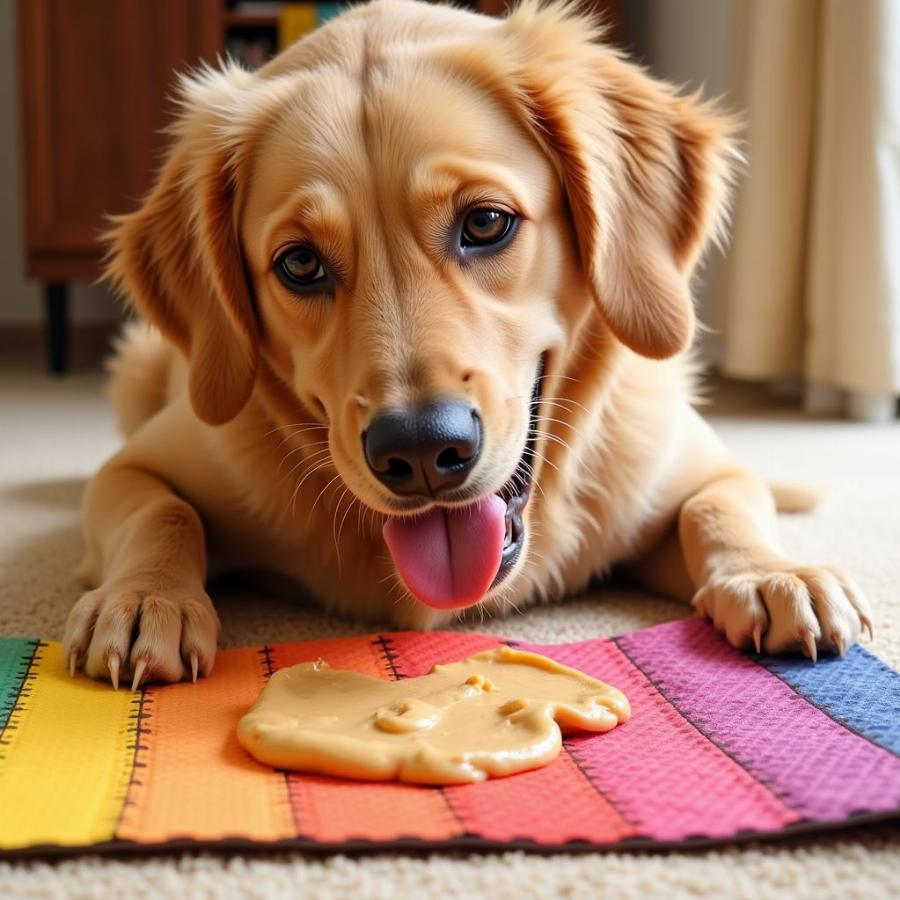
[18,0,620,372]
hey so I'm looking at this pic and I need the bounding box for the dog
[63,0,872,689]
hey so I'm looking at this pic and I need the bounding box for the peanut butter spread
[237,646,630,784]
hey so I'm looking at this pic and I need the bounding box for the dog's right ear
[105,65,260,426]
[492,1,736,360]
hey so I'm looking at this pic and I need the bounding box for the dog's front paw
[692,564,873,660]
[63,583,220,689]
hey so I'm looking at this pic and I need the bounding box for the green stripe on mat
[0,638,39,732]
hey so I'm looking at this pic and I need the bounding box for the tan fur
[65,0,871,686]
[769,481,823,514]
[105,322,184,436]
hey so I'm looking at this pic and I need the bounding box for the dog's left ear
[503,3,736,359]
[105,64,261,425]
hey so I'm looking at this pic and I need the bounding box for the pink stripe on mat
[519,638,797,841]
[389,631,630,843]
[618,619,900,821]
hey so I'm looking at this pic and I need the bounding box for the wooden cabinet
[19,0,222,370]
[20,0,221,282]
[18,1,618,371]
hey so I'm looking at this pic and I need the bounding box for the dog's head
[107,0,734,613]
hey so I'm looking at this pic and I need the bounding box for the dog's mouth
[492,355,544,590]
[382,356,544,611]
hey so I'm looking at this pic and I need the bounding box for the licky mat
[1,618,899,857]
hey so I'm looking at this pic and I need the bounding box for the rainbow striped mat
[1,618,899,857]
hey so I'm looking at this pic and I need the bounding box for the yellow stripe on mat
[0,642,135,850]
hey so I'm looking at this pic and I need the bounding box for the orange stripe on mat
[268,636,387,677]
[444,747,633,844]
[116,647,296,844]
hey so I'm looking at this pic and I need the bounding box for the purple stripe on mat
[617,619,900,822]
[518,638,798,841]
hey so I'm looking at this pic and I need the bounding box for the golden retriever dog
[64,0,872,689]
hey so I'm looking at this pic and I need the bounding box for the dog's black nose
[363,400,482,497]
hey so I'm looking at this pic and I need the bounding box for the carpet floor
[1,362,897,898]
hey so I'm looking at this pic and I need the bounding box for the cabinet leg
[45,282,69,374]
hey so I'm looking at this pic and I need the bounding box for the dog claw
[108,654,120,690]
[190,652,199,684]
[860,615,874,641]
[69,651,78,679]
[831,632,846,657]
[131,659,147,692]
[752,625,762,655]
[802,631,818,663]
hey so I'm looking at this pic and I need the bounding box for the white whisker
[529,447,561,475]
[309,472,344,523]
[289,462,332,518]
[281,445,332,478]
[288,455,335,515]
[336,491,358,557]
[539,395,590,415]
[534,414,579,434]
[532,429,572,451]
[331,487,352,573]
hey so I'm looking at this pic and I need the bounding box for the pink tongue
[383,495,507,610]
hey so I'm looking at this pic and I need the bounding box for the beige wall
[0,0,118,326]
[621,0,734,96]
[621,0,736,362]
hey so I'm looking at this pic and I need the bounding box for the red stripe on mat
[444,746,632,843]
[385,631,504,677]
[285,774,464,842]
[269,635,463,842]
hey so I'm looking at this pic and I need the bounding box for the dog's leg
[64,462,219,688]
[677,470,872,658]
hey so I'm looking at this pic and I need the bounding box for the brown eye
[461,208,513,247]
[274,246,329,293]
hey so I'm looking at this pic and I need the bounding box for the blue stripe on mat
[760,645,900,756]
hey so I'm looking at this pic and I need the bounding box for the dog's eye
[274,246,329,293]
[461,209,514,248]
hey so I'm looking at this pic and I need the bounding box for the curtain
[717,0,900,421]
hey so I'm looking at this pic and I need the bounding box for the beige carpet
[1,361,898,898]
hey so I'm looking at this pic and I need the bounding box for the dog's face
[109,0,732,614]
[241,58,583,608]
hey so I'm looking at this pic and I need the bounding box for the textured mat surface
[4,370,900,896]
[1,618,898,857]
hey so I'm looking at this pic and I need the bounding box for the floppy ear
[504,2,736,359]
[106,65,259,425]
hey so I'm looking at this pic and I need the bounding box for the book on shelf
[278,4,318,48]
[278,3,346,47]
[227,3,349,67]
